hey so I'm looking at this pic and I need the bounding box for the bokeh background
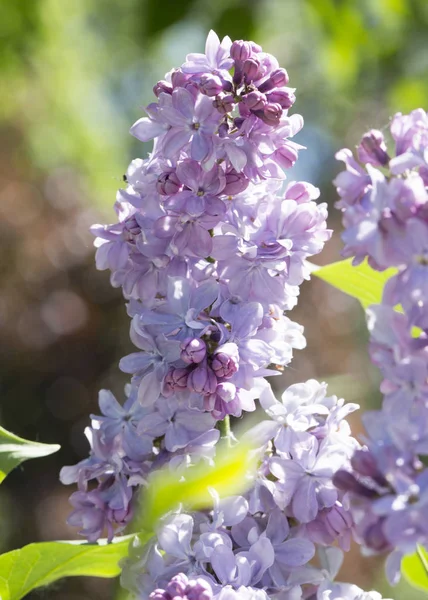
[1,0,427,598]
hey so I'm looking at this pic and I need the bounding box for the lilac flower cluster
[333,109,428,583]
[120,380,367,599]
[60,31,390,600]
[61,30,330,541]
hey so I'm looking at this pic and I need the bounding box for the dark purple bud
[156,171,181,196]
[212,347,238,379]
[364,519,391,552]
[162,367,189,397]
[213,93,235,115]
[199,74,224,97]
[222,79,233,93]
[357,129,390,166]
[153,80,173,97]
[258,68,289,92]
[218,122,229,138]
[180,337,207,364]
[230,40,252,62]
[266,88,295,109]
[223,170,249,195]
[259,102,282,126]
[187,363,217,395]
[243,57,261,83]
[242,90,266,111]
[351,449,389,488]
[333,470,378,498]
[233,117,246,130]
[351,449,378,477]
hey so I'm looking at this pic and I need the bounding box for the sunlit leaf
[402,546,428,592]
[0,425,60,484]
[311,258,397,309]
[139,440,257,529]
[0,535,142,600]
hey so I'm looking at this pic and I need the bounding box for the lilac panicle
[333,108,428,585]
[59,28,382,600]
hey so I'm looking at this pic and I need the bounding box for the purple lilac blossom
[122,379,361,597]
[61,29,380,600]
[333,109,428,585]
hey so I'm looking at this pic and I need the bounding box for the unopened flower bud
[242,90,266,111]
[284,181,320,203]
[187,363,217,395]
[162,367,189,397]
[223,170,249,195]
[351,449,388,487]
[333,470,378,498]
[212,343,239,378]
[275,144,299,169]
[258,68,289,92]
[259,102,282,126]
[199,74,224,97]
[153,80,173,97]
[357,129,390,166]
[213,93,235,115]
[230,40,252,63]
[364,519,391,552]
[123,215,141,237]
[156,171,181,196]
[250,41,263,53]
[243,57,261,83]
[266,88,295,109]
[171,69,189,88]
[180,337,207,364]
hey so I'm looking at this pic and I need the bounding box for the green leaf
[0,535,145,600]
[311,258,397,309]
[139,439,258,529]
[0,425,60,483]
[402,546,428,592]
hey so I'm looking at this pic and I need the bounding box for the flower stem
[219,415,231,445]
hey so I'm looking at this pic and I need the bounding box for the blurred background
[1,0,427,598]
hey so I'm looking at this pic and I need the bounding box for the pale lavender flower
[119,324,182,406]
[317,581,392,600]
[182,30,233,75]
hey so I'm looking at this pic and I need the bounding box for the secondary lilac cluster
[333,109,428,583]
[60,31,390,600]
[120,379,366,599]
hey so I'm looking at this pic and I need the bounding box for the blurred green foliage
[2,0,428,209]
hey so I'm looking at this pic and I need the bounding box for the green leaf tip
[311,258,397,309]
[0,425,60,484]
